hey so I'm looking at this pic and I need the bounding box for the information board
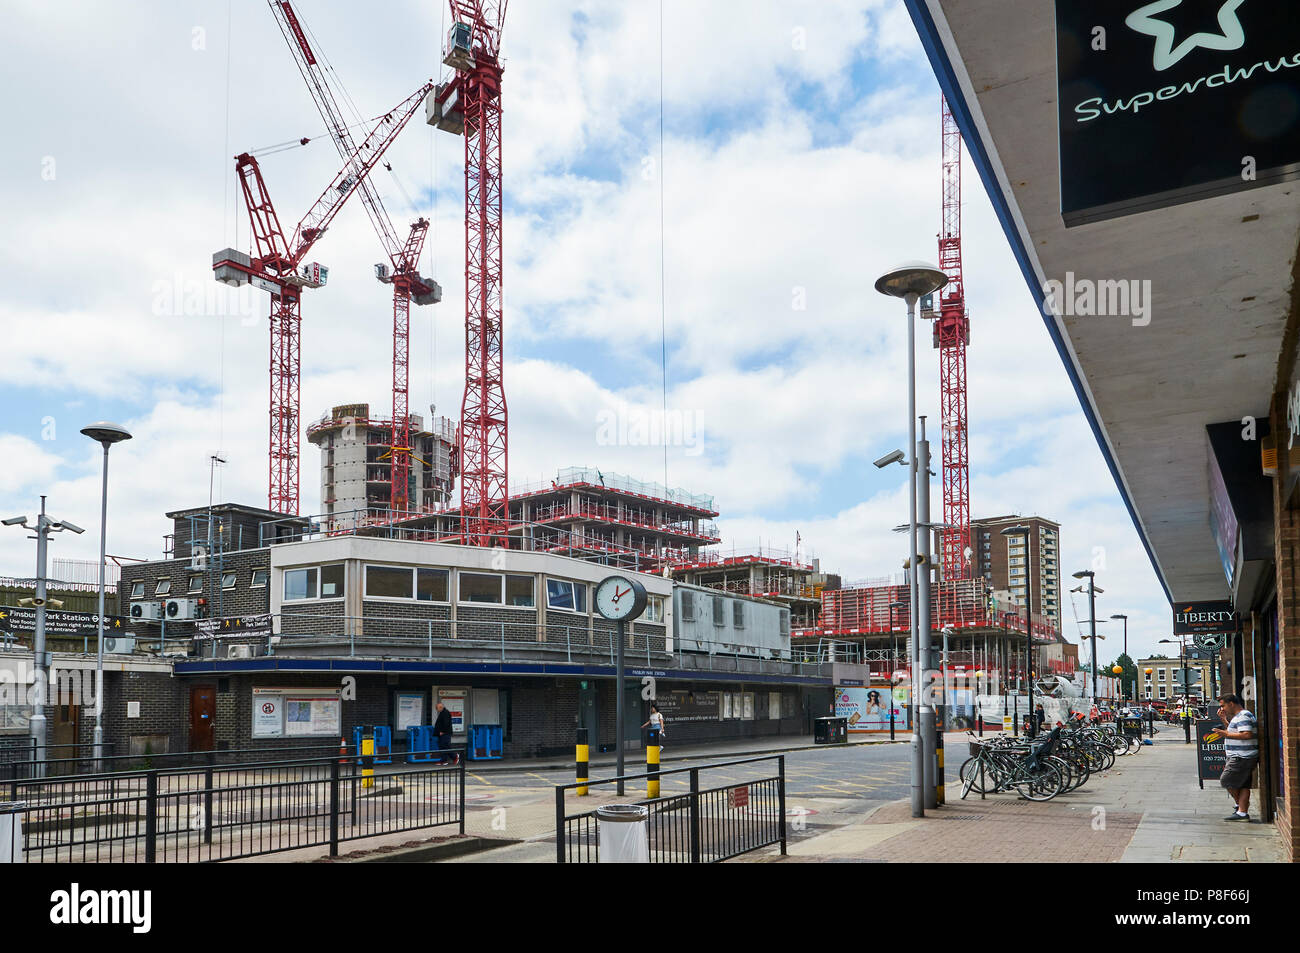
[252,687,340,739]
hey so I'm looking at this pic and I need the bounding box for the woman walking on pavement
[642,702,666,753]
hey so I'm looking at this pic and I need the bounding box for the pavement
[742,734,1285,863]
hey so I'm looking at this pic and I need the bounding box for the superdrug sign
[1056,1,1300,226]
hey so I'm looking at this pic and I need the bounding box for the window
[460,572,503,604]
[780,609,790,637]
[1159,685,1167,699]
[733,600,745,629]
[417,568,449,602]
[505,575,534,607]
[712,596,725,627]
[187,574,203,593]
[283,565,345,602]
[367,565,414,599]
[546,579,586,613]
[130,581,145,599]
[645,595,664,624]
[251,569,269,588]
[155,578,171,596]
[221,572,237,590]
[680,591,695,621]
[1158,669,1166,681]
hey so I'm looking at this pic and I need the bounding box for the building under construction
[670,550,838,630]
[306,403,457,529]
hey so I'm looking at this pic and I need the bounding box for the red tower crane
[430,1,509,546]
[267,1,442,516]
[213,82,433,515]
[934,96,972,594]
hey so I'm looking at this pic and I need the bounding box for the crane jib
[279,2,317,66]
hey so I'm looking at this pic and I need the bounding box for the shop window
[366,564,414,599]
[155,578,171,596]
[417,568,449,602]
[505,575,534,607]
[461,572,503,604]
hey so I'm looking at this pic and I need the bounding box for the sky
[0,0,1176,663]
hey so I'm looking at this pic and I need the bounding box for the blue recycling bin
[469,724,503,760]
[407,726,436,762]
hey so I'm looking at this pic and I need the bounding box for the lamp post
[1001,526,1033,737]
[3,499,86,778]
[875,261,948,819]
[1072,570,1100,706]
[888,600,906,742]
[1110,613,1129,704]
[81,422,132,768]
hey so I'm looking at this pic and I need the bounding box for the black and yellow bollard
[361,736,375,789]
[576,728,590,796]
[935,706,945,805]
[647,728,661,799]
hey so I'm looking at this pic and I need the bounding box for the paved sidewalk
[747,736,1285,863]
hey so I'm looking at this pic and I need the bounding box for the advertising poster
[836,685,909,732]
[395,692,425,731]
[1196,719,1227,786]
[655,690,720,723]
[437,688,467,734]
[253,687,339,738]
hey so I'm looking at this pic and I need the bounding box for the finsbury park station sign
[1056,1,1300,226]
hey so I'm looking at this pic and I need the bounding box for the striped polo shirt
[1224,709,1258,757]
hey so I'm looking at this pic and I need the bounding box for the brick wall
[1270,397,1299,862]
[73,670,189,755]
[119,548,272,647]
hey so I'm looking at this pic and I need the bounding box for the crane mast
[432,0,510,546]
[936,96,972,600]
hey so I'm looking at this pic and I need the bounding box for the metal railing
[554,755,786,863]
[0,742,350,782]
[2,750,465,862]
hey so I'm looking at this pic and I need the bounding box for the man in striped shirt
[1216,693,1258,821]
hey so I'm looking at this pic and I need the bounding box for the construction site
[198,0,1089,695]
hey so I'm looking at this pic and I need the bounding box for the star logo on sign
[1126,0,1248,71]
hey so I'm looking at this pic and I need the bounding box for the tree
[1108,653,1139,702]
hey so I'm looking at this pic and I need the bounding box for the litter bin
[596,804,649,863]
[814,716,847,744]
[0,802,25,864]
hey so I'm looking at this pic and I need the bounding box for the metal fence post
[428,620,433,660]
[689,767,701,863]
[778,755,787,856]
[555,785,566,864]
[203,756,214,846]
[145,770,158,863]
[329,756,340,857]
[501,622,506,661]
[458,748,466,836]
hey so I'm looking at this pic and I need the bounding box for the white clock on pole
[595,575,648,622]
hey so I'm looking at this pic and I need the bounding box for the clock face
[595,575,647,621]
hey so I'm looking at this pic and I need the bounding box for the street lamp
[4,498,85,777]
[1110,613,1130,704]
[1072,570,1100,706]
[875,260,948,819]
[1001,525,1034,737]
[81,422,132,768]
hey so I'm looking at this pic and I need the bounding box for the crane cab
[443,21,473,71]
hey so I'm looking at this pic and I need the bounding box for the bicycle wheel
[1014,763,1062,801]
[959,757,988,798]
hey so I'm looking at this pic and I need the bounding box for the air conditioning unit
[130,602,162,621]
[227,644,253,659]
[103,636,136,655]
[165,599,198,620]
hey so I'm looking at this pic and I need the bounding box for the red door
[190,685,216,751]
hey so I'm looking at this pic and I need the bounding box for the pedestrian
[641,702,666,752]
[1035,704,1046,732]
[433,701,457,765]
[1217,693,1257,821]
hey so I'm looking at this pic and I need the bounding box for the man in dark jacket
[434,701,457,764]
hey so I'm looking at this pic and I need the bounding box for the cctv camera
[2,516,26,526]
[55,520,85,535]
[874,450,906,469]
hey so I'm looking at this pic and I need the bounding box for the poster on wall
[437,688,467,735]
[654,691,720,723]
[253,694,282,738]
[252,687,340,738]
[395,692,425,732]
